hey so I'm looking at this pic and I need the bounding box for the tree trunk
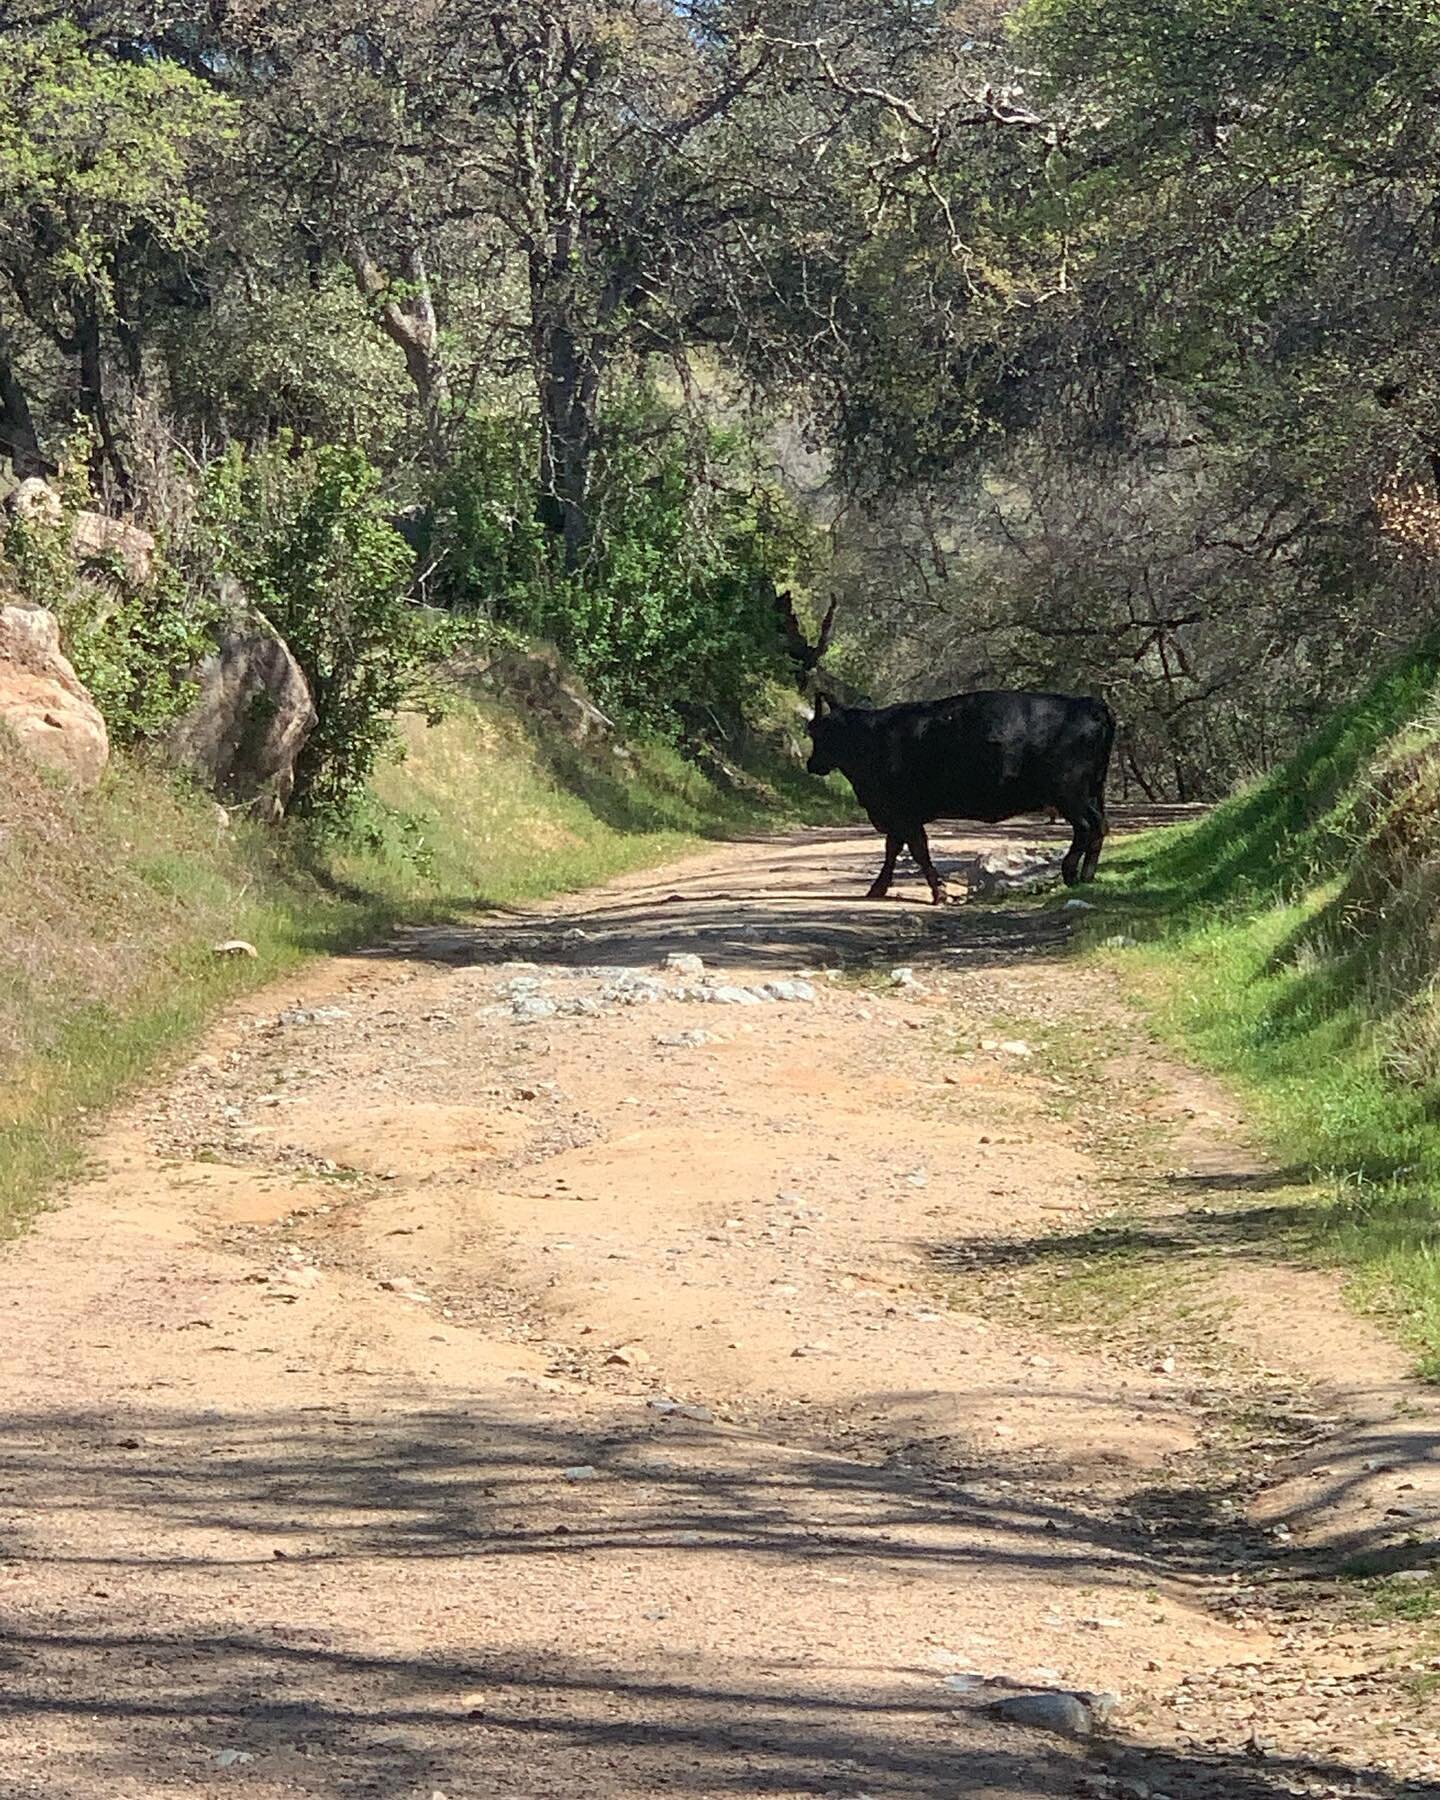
[537,323,600,572]
[347,238,449,464]
[75,299,132,498]
[530,247,604,573]
[0,337,46,479]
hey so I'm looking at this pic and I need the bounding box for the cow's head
[805,692,848,776]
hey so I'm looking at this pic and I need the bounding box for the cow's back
[859,689,1112,824]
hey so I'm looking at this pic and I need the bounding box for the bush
[430,397,808,735]
[61,569,213,741]
[201,438,438,817]
[428,415,549,615]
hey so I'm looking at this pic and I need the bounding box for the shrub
[200,438,438,816]
[3,470,211,745]
[430,397,808,735]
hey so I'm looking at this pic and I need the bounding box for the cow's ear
[813,691,834,718]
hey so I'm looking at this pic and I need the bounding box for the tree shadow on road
[0,1622,1419,1799]
[0,1403,1426,1797]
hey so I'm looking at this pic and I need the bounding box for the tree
[0,21,231,491]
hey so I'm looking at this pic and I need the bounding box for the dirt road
[2,824,1436,1799]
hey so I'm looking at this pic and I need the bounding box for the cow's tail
[1093,699,1118,799]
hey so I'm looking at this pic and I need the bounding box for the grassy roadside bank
[1076,645,1440,1373]
[0,689,841,1235]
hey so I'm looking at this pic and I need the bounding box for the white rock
[989,1690,1114,1737]
[379,1277,431,1304]
[648,1398,714,1423]
[275,1265,322,1290]
[761,979,817,1003]
[212,940,258,959]
[662,952,705,979]
[1063,898,1094,911]
[563,1464,600,1481]
[702,984,767,1006]
[512,995,559,1020]
[600,974,668,1005]
[890,966,920,988]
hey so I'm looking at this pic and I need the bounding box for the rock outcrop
[0,604,109,786]
[3,478,157,586]
[70,509,155,586]
[457,642,615,746]
[166,601,316,821]
[5,476,63,531]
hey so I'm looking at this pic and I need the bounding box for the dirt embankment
[1,823,1436,1798]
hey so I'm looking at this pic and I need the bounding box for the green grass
[1067,641,1440,1372]
[1353,1572,1440,1625]
[0,684,844,1236]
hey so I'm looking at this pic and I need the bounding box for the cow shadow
[352,824,1091,977]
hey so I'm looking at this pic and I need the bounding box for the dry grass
[0,750,249,1073]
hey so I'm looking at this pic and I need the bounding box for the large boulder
[5,476,63,531]
[0,604,109,787]
[167,604,317,821]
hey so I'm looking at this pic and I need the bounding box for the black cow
[806,688,1116,903]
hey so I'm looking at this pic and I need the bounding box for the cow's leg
[1060,810,1087,886]
[1080,799,1108,882]
[907,826,950,905]
[866,832,903,900]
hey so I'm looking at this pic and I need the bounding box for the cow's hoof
[864,888,893,902]
[931,888,952,907]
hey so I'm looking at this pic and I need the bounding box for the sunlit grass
[1061,642,1440,1373]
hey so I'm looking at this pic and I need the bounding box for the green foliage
[162,274,412,458]
[1089,643,1440,1368]
[434,398,806,734]
[62,568,212,744]
[3,470,210,744]
[0,21,231,314]
[1019,0,1440,170]
[200,439,433,816]
[428,415,548,614]
[2,510,74,619]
